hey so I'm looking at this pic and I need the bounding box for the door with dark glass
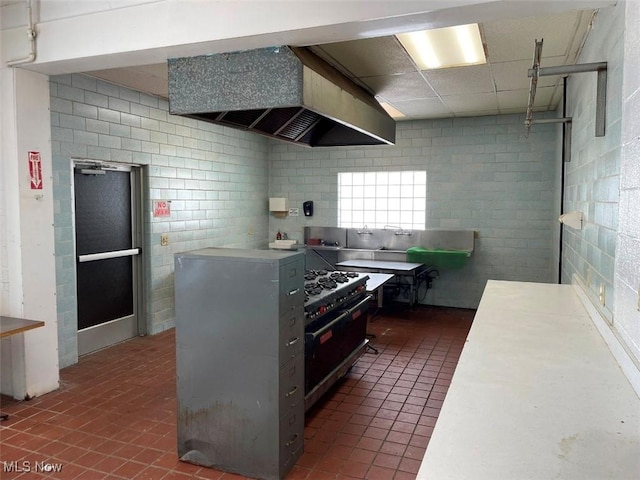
[74,162,142,355]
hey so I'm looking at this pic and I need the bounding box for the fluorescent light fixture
[397,24,486,70]
[379,101,405,119]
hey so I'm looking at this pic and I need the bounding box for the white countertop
[336,259,424,272]
[364,272,395,291]
[418,280,640,480]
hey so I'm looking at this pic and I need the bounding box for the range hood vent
[168,46,396,147]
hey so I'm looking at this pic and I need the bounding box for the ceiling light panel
[397,24,486,70]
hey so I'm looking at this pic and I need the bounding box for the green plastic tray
[406,247,470,269]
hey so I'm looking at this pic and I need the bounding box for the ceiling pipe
[526,38,607,137]
[6,0,37,67]
[524,39,543,130]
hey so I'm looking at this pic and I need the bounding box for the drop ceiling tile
[88,64,169,97]
[390,97,452,119]
[456,110,503,118]
[491,57,566,91]
[497,89,529,110]
[483,11,585,62]
[135,63,168,78]
[316,37,415,77]
[497,86,559,111]
[75,8,596,123]
[362,72,436,102]
[499,107,529,115]
[441,92,499,113]
[422,64,495,95]
[549,86,565,109]
[530,85,561,109]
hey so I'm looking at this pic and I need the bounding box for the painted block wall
[0,149,6,311]
[562,5,623,322]
[614,0,640,364]
[0,69,59,398]
[50,74,270,367]
[268,114,560,309]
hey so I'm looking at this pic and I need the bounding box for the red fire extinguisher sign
[28,151,43,190]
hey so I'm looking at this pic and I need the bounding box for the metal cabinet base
[174,248,305,480]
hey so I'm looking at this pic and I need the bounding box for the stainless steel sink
[338,247,406,263]
[373,249,405,262]
[305,226,475,266]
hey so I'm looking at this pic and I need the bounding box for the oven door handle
[306,310,350,340]
[306,295,373,340]
[340,295,373,317]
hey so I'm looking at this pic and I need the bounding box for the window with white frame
[338,171,427,230]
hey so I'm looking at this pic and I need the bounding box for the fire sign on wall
[28,151,43,190]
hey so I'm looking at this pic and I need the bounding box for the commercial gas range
[303,269,371,410]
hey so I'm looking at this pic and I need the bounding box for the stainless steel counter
[335,259,432,306]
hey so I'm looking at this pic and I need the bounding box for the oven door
[305,294,372,394]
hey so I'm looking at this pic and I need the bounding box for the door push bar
[78,248,140,263]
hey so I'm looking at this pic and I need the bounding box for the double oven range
[303,269,371,410]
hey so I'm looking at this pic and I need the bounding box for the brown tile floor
[0,305,473,480]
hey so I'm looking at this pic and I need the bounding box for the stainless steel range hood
[167,46,396,147]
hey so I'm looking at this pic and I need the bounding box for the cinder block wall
[617,0,640,364]
[269,114,560,309]
[50,74,269,368]
[562,5,624,321]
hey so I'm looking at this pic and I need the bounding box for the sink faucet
[356,225,373,235]
[384,225,412,236]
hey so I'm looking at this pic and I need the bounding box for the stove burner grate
[317,278,338,289]
[304,269,329,281]
[305,283,324,296]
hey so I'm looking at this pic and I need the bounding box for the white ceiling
[85,8,596,121]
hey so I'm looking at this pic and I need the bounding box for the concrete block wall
[562,4,624,322]
[0,170,6,309]
[50,74,269,367]
[614,0,640,364]
[269,114,560,309]
[52,155,77,368]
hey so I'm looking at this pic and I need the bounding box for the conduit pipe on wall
[6,0,37,66]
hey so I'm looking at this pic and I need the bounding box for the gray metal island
[174,248,305,480]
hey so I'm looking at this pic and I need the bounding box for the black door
[74,163,141,355]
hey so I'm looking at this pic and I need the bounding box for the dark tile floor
[0,305,473,479]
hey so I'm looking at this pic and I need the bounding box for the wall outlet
[599,283,606,306]
[161,233,169,246]
[289,207,299,216]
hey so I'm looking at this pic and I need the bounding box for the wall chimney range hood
[167,46,396,147]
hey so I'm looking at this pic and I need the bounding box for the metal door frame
[71,159,146,355]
